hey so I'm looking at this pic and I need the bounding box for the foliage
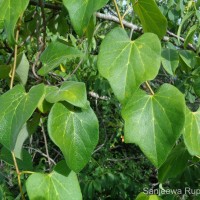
[0,0,200,199]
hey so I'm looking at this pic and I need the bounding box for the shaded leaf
[179,50,197,68]
[158,143,191,183]
[26,161,82,200]
[0,65,11,79]
[97,27,161,103]
[161,49,179,75]
[48,103,99,172]
[122,84,185,167]
[38,41,83,76]
[184,24,197,49]
[132,0,167,39]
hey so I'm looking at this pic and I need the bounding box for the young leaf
[45,81,87,108]
[131,0,167,39]
[0,84,44,151]
[26,161,82,200]
[1,0,29,45]
[182,107,200,156]
[122,84,185,167]
[48,103,99,172]
[161,49,179,75]
[63,0,109,36]
[97,27,161,103]
[158,143,191,183]
[38,41,83,76]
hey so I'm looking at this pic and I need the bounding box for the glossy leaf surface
[122,84,185,167]
[0,84,44,150]
[98,27,161,103]
[48,103,99,172]
[26,161,82,200]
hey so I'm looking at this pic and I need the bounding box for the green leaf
[26,161,82,200]
[63,0,108,36]
[182,107,200,156]
[0,0,29,45]
[48,103,99,172]
[136,192,163,200]
[122,84,185,167]
[0,147,33,171]
[16,53,29,85]
[0,0,8,29]
[0,65,11,79]
[131,0,167,39]
[0,84,44,151]
[161,49,179,75]
[97,27,161,103]
[46,81,87,108]
[177,11,195,44]
[184,24,197,49]
[38,41,83,76]
[193,78,200,97]
[158,143,191,183]
[179,50,197,68]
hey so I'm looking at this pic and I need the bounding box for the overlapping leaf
[26,161,82,200]
[48,103,99,172]
[158,143,191,182]
[122,84,185,167]
[45,81,87,108]
[63,0,109,36]
[136,192,163,200]
[0,0,29,45]
[182,107,200,156]
[38,41,83,76]
[131,0,167,39]
[0,84,44,151]
[98,27,161,103]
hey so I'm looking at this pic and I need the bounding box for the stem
[112,0,124,29]
[10,16,22,89]
[11,152,25,200]
[112,0,155,95]
[145,81,154,95]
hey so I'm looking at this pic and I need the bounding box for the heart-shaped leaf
[63,0,109,36]
[132,0,167,39]
[97,27,161,103]
[122,84,185,167]
[26,161,82,200]
[38,41,83,76]
[0,84,44,151]
[48,103,99,172]
[182,107,200,156]
[45,81,87,108]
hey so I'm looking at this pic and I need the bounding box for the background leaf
[122,84,185,167]
[98,27,161,103]
[26,161,82,200]
[38,41,83,76]
[48,103,99,172]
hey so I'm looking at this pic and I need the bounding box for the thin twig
[11,152,25,200]
[40,118,51,168]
